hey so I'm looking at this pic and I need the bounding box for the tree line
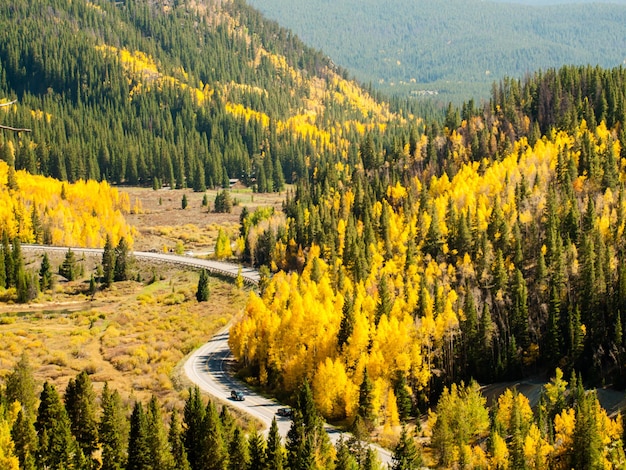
[0,353,433,469]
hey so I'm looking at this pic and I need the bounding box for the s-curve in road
[183,326,294,439]
[22,245,390,464]
[183,326,392,466]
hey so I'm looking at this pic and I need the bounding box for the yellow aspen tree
[0,407,19,470]
[490,432,510,469]
[313,357,350,420]
[523,424,552,469]
[385,388,400,427]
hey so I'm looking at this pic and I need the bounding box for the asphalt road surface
[22,245,392,465]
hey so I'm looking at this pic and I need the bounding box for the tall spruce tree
[183,387,206,470]
[11,409,37,470]
[35,382,84,469]
[58,248,78,281]
[4,353,38,419]
[228,427,250,470]
[102,235,115,288]
[168,409,191,470]
[127,402,150,470]
[114,237,129,282]
[145,396,175,470]
[265,417,283,470]
[64,371,99,467]
[391,426,422,470]
[357,368,376,428]
[2,232,13,288]
[248,429,266,470]
[0,243,5,289]
[200,399,227,470]
[39,253,53,291]
[99,383,128,470]
[196,269,210,302]
[335,436,359,470]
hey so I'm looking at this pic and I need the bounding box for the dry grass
[0,243,250,410]
[124,186,286,252]
[0,185,285,412]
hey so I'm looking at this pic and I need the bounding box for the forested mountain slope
[0,0,399,189]
[231,64,626,465]
[245,0,626,101]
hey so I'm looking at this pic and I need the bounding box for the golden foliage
[0,161,133,246]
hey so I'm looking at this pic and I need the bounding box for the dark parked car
[231,390,245,401]
[276,407,292,417]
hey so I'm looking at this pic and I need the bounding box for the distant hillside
[0,0,401,189]
[245,0,626,101]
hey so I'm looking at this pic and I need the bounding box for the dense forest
[3,0,626,467]
[0,0,399,191]
[245,0,626,101]
[231,64,626,466]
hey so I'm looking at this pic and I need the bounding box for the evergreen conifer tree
[391,426,422,470]
[357,368,376,428]
[265,417,283,470]
[2,233,13,288]
[335,436,359,470]
[200,400,227,470]
[102,235,115,288]
[114,237,129,282]
[127,402,150,470]
[183,387,205,470]
[11,409,37,470]
[0,244,5,289]
[168,409,191,470]
[145,396,175,470]
[99,383,128,470]
[196,269,210,302]
[58,248,78,281]
[35,382,84,469]
[228,427,250,470]
[39,253,53,291]
[247,430,265,470]
[64,371,99,467]
[4,353,38,418]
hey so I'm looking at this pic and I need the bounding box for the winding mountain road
[22,245,392,465]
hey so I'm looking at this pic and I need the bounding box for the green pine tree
[11,409,37,470]
[248,428,266,470]
[102,235,115,288]
[183,387,206,470]
[168,409,191,470]
[35,382,84,469]
[200,399,227,470]
[391,426,422,470]
[265,417,283,470]
[127,402,150,470]
[146,396,175,470]
[114,237,129,282]
[38,253,53,291]
[64,371,99,467]
[228,427,250,470]
[196,269,210,302]
[99,383,128,470]
[58,248,78,281]
[357,368,376,428]
[4,352,38,418]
